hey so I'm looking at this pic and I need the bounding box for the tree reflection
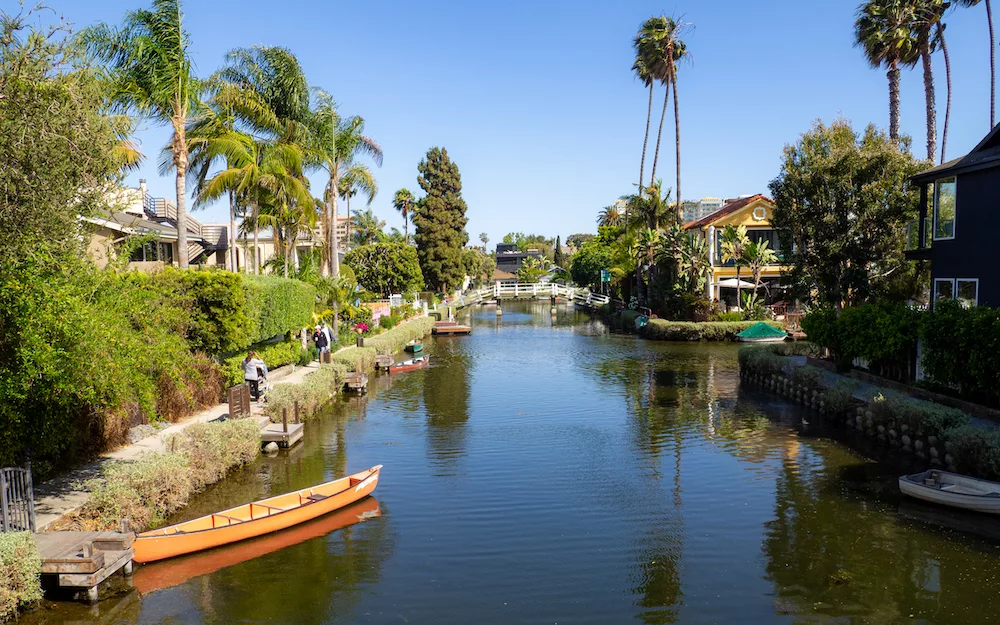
[422,336,471,472]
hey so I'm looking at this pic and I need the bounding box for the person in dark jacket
[313,325,329,358]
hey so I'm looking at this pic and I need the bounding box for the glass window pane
[957,280,978,307]
[935,279,954,301]
[934,178,956,239]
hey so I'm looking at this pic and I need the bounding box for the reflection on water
[21,301,1000,624]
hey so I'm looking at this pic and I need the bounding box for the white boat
[898,469,1000,514]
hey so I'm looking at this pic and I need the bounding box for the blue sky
[69,0,996,244]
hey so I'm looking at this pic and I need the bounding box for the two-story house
[683,194,790,307]
[906,125,1000,307]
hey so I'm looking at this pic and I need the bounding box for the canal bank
[16,301,1000,625]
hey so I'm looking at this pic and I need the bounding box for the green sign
[600,270,610,283]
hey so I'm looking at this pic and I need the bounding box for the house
[87,180,229,271]
[683,194,789,307]
[906,125,1000,308]
[495,243,543,275]
[244,217,349,273]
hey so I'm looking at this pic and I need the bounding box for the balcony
[904,217,932,260]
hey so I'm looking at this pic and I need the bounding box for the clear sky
[67,0,996,244]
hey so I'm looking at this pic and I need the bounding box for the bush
[344,243,423,297]
[78,418,261,531]
[921,299,1000,401]
[946,425,1000,482]
[222,340,302,387]
[643,320,783,341]
[244,275,316,345]
[791,366,825,390]
[865,391,970,439]
[298,346,318,366]
[266,363,348,420]
[713,311,743,322]
[0,532,41,621]
[821,381,860,416]
[803,303,919,379]
[738,345,786,376]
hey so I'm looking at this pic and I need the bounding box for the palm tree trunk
[888,59,901,142]
[920,37,937,162]
[252,206,260,275]
[736,266,741,312]
[639,82,653,193]
[228,190,237,271]
[403,207,409,245]
[990,0,996,128]
[672,68,681,223]
[938,23,952,164]
[346,194,352,246]
[330,177,341,279]
[650,83,670,186]
[174,141,190,269]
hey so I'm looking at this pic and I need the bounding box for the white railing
[450,283,611,309]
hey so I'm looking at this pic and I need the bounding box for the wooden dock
[36,531,134,602]
[432,321,472,335]
[374,354,393,372]
[344,371,369,394]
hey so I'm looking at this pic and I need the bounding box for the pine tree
[554,235,564,267]
[414,147,469,292]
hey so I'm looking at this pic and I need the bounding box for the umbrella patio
[712,278,758,289]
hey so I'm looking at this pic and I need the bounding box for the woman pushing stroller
[242,351,268,403]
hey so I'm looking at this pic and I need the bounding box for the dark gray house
[495,243,542,275]
[907,124,1000,307]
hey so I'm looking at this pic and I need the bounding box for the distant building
[495,242,543,277]
[681,197,726,224]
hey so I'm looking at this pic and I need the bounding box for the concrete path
[33,361,321,531]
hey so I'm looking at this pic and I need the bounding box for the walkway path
[33,361,321,531]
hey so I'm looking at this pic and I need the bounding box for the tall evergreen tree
[414,147,469,292]
[554,235,564,267]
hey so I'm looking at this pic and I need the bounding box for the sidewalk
[33,361,321,531]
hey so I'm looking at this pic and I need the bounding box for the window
[957,279,979,308]
[934,278,955,302]
[933,177,956,240]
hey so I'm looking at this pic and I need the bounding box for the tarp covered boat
[133,465,382,563]
[736,322,789,343]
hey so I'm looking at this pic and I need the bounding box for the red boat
[389,355,430,374]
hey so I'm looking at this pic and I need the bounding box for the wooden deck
[35,531,134,601]
[374,354,394,372]
[260,422,304,448]
[432,321,472,335]
[344,371,369,393]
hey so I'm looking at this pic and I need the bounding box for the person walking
[320,320,333,350]
[242,351,268,403]
[313,325,329,358]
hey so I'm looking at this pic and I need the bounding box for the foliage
[920,299,1000,400]
[265,362,348,419]
[414,147,469,292]
[946,425,1000,482]
[737,345,786,376]
[77,418,260,531]
[865,390,970,439]
[244,275,316,344]
[350,207,386,246]
[0,531,41,621]
[821,380,861,416]
[554,235,565,267]
[344,243,423,297]
[461,247,495,287]
[643,319,783,341]
[1,10,124,267]
[222,339,302,387]
[570,229,616,287]
[803,303,921,379]
[769,119,926,307]
[713,311,744,322]
[394,188,416,243]
[517,255,548,283]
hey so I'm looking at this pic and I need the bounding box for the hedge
[245,275,316,346]
[642,320,784,341]
[801,302,919,378]
[265,363,348,420]
[0,532,41,621]
[222,339,302,387]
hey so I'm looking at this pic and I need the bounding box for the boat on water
[405,339,423,353]
[133,497,381,595]
[389,355,430,374]
[898,469,1000,514]
[133,465,382,563]
[736,321,790,343]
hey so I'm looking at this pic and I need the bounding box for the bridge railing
[450,283,611,308]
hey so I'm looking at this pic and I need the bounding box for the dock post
[282,408,288,433]
[86,585,99,603]
[294,401,300,424]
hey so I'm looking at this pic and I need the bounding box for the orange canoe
[133,465,382,564]
[133,497,381,595]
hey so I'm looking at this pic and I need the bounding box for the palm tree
[479,232,489,247]
[936,16,953,163]
[393,188,416,244]
[956,0,995,127]
[906,0,944,162]
[720,224,750,308]
[83,0,202,268]
[351,208,385,246]
[636,16,675,187]
[309,90,382,278]
[631,52,655,193]
[598,204,623,227]
[855,0,919,142]
[671,38,688,221]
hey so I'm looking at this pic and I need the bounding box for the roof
[492,269,517,280]
[912,123,1000,182]
[682,194,770,230]
[85,211,178,238]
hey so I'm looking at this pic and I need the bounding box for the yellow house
[683,194,789,307]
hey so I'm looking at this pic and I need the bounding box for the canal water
[26,302,1000,624]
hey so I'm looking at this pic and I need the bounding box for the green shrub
[245,275,316,345]
[738,345,785,376]
[78,418,261,531]
[379,314,402,330]
[713,311,743,322]
[803,303,919,379]
[921,299,1000,401]
[866,391,970,439]
[0,532,41,621]
[344,243,423,297]
[222,340,302,387]
[821,381,860,416]
[298,346,318,366]
[643,320,783,341]
[620,310,641,331]
[791,366,825,390]
[266,363,348,420]
[945,425,1000,481]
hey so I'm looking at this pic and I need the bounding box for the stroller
[254,365,269,403]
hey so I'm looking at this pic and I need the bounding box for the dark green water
[25,302,1000,624]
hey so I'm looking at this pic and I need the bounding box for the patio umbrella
[713,278,758,289]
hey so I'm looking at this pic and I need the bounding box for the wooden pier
[374,354,394,372]
[432,320,472,335]
[36,531,134,602]
[261,408,304,449]
[344,371,369,394]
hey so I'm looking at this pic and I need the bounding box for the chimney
[139,179,147,195]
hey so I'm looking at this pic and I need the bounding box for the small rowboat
[133,465,382,563]
[736,321,790,343]
[404,339,423,353]
[389,355,430,375]
[899,469,1000,514]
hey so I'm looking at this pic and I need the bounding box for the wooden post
[282,408,288,433]
[294,401,300,424]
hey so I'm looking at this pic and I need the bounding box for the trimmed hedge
[245,275,316,346]
[801,303,919,378]
[265,363,348,420]
[222,339,302,387]
[643,320,784,341]
[0,532,41,621]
